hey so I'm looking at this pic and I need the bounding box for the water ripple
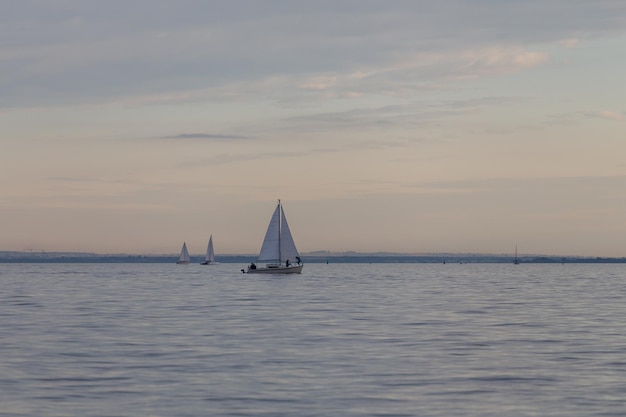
[1,263,626,416]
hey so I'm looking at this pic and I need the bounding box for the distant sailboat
[514,245,519,265]
[200,235,218,265]
[177,242,191,265]
[245,200,303,274]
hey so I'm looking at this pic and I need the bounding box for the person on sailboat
[296,256,301,265]
[286,259,291,267]
[249,262,256,270]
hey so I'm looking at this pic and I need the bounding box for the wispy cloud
[181,150,303,167]
[48,177,99,183]
[3,2,622,109]
[559,38,581,48]
[279,96,522,133]
[418,175,626,192]
[591,110,624,121]
[160,133,249,140]
[456,47,549,80]
[549,109,625,125]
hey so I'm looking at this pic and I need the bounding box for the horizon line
[1,250,623,259]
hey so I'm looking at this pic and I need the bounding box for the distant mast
[514,244,519,265]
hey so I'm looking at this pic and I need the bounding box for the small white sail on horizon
[200,235,218,265]
[177,242,191,264]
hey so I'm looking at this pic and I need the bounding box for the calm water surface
[1,263,625,416]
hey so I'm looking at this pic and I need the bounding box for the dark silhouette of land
[1,251,624,264]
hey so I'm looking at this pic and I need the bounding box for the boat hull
[200,261,219,265]
[247,264,303,274]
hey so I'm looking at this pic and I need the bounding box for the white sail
[256,201,300,264]
[258,204,281,262]
[177,242,190,264]
[206,235,215,263]
[279,205,300,261]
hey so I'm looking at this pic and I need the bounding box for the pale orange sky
[1,2,626,257]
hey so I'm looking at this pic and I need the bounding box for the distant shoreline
[1,251,625,264]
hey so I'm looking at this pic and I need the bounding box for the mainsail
[206,235,215,263]
[178,242,190,264]
[257,201,300,264]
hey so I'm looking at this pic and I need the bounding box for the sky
[2,1,626,257]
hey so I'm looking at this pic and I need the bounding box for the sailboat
[177,242,191,264]
[245,200,303,274]
[200,235,218,265]
[514,244,519,265]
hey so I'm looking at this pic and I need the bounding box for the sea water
[1,263,625,416]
